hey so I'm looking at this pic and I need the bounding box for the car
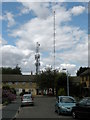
[55,96,76,115]
[72,97,90,119]
[21,94,34,107]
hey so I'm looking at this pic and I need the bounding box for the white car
[21,94,34,107]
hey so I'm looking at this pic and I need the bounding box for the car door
[77,98,88,118]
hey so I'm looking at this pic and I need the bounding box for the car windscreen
[23,96,31,99]
[61,97,75,103]
[78,98,90,106]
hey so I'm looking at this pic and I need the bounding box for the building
[1,73,84,96]
[70,76,80,86]
[80,68,90,96]
[2,74,37,96]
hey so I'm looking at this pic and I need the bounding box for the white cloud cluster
[16,0,89,2]
[71,6,86,16]
[19,2,51,19]
[0,34,7,45]
[60,63,77,75]
[2,2,88,75]
[3,12,16,27]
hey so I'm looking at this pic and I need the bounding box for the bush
[2,86,16,104]
[58,88,66,96]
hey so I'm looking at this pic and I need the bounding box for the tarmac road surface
[16,96,73,119]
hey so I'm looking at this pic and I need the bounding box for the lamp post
[62,69,69,96]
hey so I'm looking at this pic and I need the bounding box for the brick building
[80,68,90,96]
[2,74,37,95]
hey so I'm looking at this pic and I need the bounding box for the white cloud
[0,15,3,21]
[4,12,16,27]
[71,6,86,16]
[2,0,90,2]
[1,44,36,72]
[60,63,77,75]
[19,2,51,19]
[16,0,89,2]
[0,34,7,45]
[2,2,88,75]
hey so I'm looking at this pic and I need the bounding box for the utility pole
[62,69,69,96]
[67,70,69,96]
[35,42,40,75]
[53,11,56,96]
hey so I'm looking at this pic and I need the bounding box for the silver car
[21,94,34,107]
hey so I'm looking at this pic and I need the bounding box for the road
[16,96,73,119]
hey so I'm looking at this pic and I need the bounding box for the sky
[0,0,89,75]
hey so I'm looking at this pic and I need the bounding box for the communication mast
[53,11,56,70]
[35,42,40,75]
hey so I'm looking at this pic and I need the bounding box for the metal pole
[53,11,56,70]
[53,11,56,96]
[62,69,69,96]
[67,71,69,96]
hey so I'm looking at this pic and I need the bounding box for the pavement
[1,96,21,120]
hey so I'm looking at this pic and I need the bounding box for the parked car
[55,96,76,115]
[72,97,90,119]
[21,94,34,107]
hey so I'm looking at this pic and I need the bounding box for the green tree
[1,65,22,75]
[77,67,89,76]
[37,67,55,95]
[37,68,67,96]
[58,88,66,96]
[55,72,67,96]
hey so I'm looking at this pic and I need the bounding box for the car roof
[82,97,90,100]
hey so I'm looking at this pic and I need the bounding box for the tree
[77,67,89,76]
[37,68,68,96]
[58,88,66,96]
[1,65,22,75]
[36,67,55,95]
[12,64,22,74]
[55,72,67,96]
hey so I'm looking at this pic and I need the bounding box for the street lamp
[62,69,69,96]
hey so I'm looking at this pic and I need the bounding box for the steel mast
[35,42,40,75]
[53,11,56,71]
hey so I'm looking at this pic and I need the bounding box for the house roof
[1,74,36,82]
[80,69,90,76]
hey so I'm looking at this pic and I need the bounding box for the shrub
[58,88,66,96]
[2,86,16,104]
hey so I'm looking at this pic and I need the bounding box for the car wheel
[72,111,77,119]
[57,108,60,115]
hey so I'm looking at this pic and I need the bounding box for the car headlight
[61,106,65,109]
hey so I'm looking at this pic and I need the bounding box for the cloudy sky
[0,0,89,75]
